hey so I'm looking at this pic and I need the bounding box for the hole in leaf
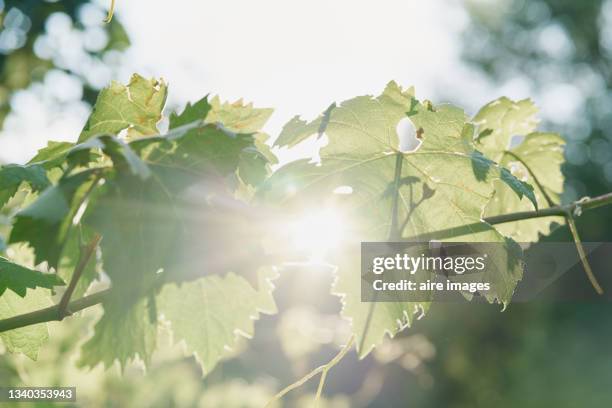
[396,118,422,153]
[333,185,353,195]
[509,134,525,148]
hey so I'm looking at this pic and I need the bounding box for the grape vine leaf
[78,74,168,142]
[473,97,538,151]
[167,95,275,188]
[0,288,53,360]
[28,141,75,170]
[264,82,536,357]
[157,268,278,375]
[85,122,265,300]
[0,257,65,297]
[474,97,565,241]
[75,87,277,371]
[169,97,211,129]
[79,297,157,370]
[205,96,276,187]
[206,96,273,134]
[9,169,100,268]
[0,164,50,208]
[10,133,153,270]
[68,134,151,180]
[274,103,335,148]
[57,226,100,299]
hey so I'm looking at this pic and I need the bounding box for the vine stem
[263,336,355,408]
[501,150,602,294]
[403,192,612,241]
[0,192,611,334]
[0,288,111,333]
[56,233,101,320]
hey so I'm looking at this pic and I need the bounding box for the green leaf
[0,164,51,208]
[9,169,100,268]
[471,149,537,209]
[68,135,151,179]
[474,98,566,241]
[203,96,276,187]
[205,96,273,134]
[27,141,75,170]
[157,268,278,375]
[0,257,65,297]
[274,103,335,148]
[135,122,257,180]
[0,288,52,360]
[86,121,270,306]
[167,96,274,188]
[238,143,271,187]
[78,74,168,142]
[473,97,539,158]
[79,297,157,370]
[169,96,211,129]
[57,226,99,299]
[84,172,176,301]
[262,82,531,357]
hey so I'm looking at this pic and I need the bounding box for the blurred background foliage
[0,0,128,128]
[1,0,612,407]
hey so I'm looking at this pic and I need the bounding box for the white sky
[0,0,531,163]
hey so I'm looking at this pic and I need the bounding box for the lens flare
[288,209,345,261]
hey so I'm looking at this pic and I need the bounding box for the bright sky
[0,0,526,163]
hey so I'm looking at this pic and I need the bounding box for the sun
[287,208,346,261]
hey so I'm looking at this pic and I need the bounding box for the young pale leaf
[78,74,167,142]
[474,98,566,241]
[0,288,52,360]
[262,82,533,357]
[157,268,278,375]
[205,96,273,134]
[473,97,539,157]
[0,164,50,208]
[0,257,65,297]
[274,103,335,148]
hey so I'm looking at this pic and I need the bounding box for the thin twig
[57,233,102,320]
[104,0,116,23]
[314,336,355,406]
[566,212,604,295]
[263,336,355,408]
[502,150,602,294]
